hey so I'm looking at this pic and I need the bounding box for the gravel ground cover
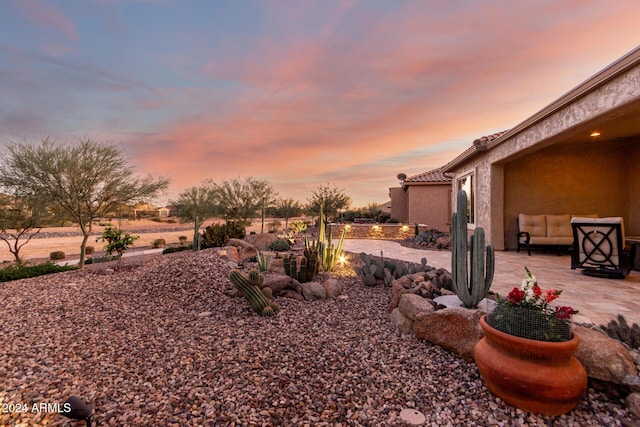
[0,249,634,426]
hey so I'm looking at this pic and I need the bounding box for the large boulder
[323,278,343,299]
[244,233,278,250]
[302,281,326,301]
[413,307,484,361]
[225,238,257,262]
[398,293,434,321]
[390,308,413,334]
[389,279,419,312]
[223,246,240,264]
[574,326,638,387]
[262,275,292,296]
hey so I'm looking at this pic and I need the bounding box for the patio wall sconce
[590,131,601,138]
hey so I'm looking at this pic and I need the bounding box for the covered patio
[341,239,640,327]
[441,46,640,252]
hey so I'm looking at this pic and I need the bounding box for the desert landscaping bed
[0,249,633,426]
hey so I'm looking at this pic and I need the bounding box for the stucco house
[441,45,640,250]
[389,168,452,231]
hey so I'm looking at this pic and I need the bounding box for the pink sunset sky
[1,1,639,207]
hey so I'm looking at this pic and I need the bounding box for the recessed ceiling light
[590,131,601,137]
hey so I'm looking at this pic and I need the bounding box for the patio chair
[570,217,632,279]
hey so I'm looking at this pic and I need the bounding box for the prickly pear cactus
[354,251,433,286]
[229,269,279,317]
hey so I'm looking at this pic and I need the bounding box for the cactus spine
[229,269,279,316]
[451,190,494,308]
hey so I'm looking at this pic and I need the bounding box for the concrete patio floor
[340,239,640,328]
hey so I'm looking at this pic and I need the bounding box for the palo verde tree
[212,177,278,229]
[170,183,218,223]
[271,197,303,229]
[306,183,351,222]
[0,138,170,268]
[0,194,50,264]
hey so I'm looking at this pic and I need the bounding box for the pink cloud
[16,0,79,41]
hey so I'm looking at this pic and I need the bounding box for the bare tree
[272,197,303,229]
[0,138,170,268]
[0,194,49,264]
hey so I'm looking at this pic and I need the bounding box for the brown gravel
[0,249,635,426]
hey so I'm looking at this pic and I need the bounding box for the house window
[458,174,474,224]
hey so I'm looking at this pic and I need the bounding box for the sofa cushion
[518,214,546,237]
[529,236,573,246]
[546,214,572,238]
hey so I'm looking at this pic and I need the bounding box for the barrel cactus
[451,190,494,308]
[229,269,279,316]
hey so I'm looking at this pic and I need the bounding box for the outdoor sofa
[516,213,597,256]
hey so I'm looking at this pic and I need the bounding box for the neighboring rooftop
[403,168,451,185]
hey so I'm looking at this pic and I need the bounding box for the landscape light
[61,395,92,427]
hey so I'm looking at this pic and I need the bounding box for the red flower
[545,288,561,303]
[507,287,525,304]
[556,306,577,320]
[532,285,542,298]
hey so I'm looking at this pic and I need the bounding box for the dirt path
[0,218,277,263]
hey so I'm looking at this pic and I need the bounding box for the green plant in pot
[474,267,587,416]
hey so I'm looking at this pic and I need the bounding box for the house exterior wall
[502,142,633,250]
[407,184,451,231]
[628,140,640,236]
[389,187,408,222]
[447,58,640,249]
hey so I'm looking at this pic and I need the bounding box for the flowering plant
[487,267,578,342]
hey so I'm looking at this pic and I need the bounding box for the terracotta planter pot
[474,314,587,416]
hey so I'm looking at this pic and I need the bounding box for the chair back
[571,217,625,270]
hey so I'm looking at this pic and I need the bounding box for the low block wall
[329,223,430,240]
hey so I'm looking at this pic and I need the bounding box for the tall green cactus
[229,269,279,316]
[451,190,494,308]
[192,216,201,251]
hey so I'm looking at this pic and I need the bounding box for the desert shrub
[85,246,95,255]
[84,255,120,265]
[150,217,163,222]
[49,251,66,260]
[201,221,246,249]
[268,220,281,232]
[98,222,113,227]
[178,236,188,246]
[167,219,177,223]
[269,239,290,252]
[0,262,77,282]
[291,220,307,234]
[152,238,166,248]
[162,246,191,255]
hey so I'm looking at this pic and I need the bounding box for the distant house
[442,46,640,250]
[379,201,392,215]
[157,207,171,218]
[132,202,159,218]
[389,168,452,231]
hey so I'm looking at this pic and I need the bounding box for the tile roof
[404,168,450,184]
[472,130,510,146]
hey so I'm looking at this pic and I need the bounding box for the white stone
[433,294,496,312]
[399,408,425,426]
